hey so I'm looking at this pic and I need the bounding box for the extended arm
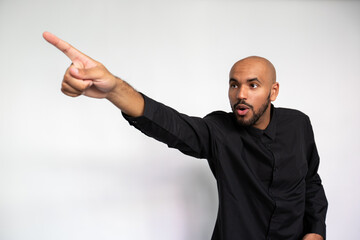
[43,31,144,117]
[43,32,213,159]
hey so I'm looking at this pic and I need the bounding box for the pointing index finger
[43,31,95,67]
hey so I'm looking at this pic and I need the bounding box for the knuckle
[79,85,88,92]
[62,89,80,98]
[61,81,67,88]
[61,88,69,95]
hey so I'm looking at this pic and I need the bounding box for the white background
[0,0,359,239]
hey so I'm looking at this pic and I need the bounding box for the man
[43,31,328,240]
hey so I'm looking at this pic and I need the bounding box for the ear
[270,82,279,101]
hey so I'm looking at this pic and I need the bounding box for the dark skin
[228,56,279,130]
[43,32,324,240]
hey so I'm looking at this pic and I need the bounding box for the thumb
[69,65,105,80]
[69,65,81,78]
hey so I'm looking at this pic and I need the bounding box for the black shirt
[123,95,328,240]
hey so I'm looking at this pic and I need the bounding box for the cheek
[250,92,268,108]
[228,90,235,101]
[228,93,237,108]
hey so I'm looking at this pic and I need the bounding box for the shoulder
[203,110,236,127]
[204,110,233,120]
[275,107,310,120]
[274,107,311,128]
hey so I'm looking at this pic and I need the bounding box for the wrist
[105,76,124,102]
[105,77,144,117]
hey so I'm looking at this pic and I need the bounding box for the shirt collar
[246,104,277,140]
[263,104,277,141]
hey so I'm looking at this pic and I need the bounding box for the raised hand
[43,31,117,98]
[43,31,144,117]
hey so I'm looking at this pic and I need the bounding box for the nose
[237,86,248,100]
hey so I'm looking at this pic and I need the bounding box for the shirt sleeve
[122,94,212,159]
[303,117,328,239]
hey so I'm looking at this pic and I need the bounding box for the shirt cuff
[122,93,158,126]
[307,221,326,240]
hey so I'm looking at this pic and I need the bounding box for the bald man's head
[230,56,276,84]
[228,56,279,130]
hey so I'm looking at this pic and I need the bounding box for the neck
[252,104,272,130]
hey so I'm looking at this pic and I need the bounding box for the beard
[232,93,271,127]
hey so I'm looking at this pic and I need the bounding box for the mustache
[233,99,254,110]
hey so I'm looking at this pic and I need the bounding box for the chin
[235,116,254,127]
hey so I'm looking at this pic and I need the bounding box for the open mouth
[236,104,250,116]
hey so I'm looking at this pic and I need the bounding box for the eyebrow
[247,78,261,84]
[229,78,261,83]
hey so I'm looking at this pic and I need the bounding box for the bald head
[230,56,276,84]
[228,56,280,129]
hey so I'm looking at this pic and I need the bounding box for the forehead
[229,59,272,83]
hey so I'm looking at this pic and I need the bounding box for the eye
[230,83,238,89]
[250,83,258,89]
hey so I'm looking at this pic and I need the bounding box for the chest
[214,126,308,195]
